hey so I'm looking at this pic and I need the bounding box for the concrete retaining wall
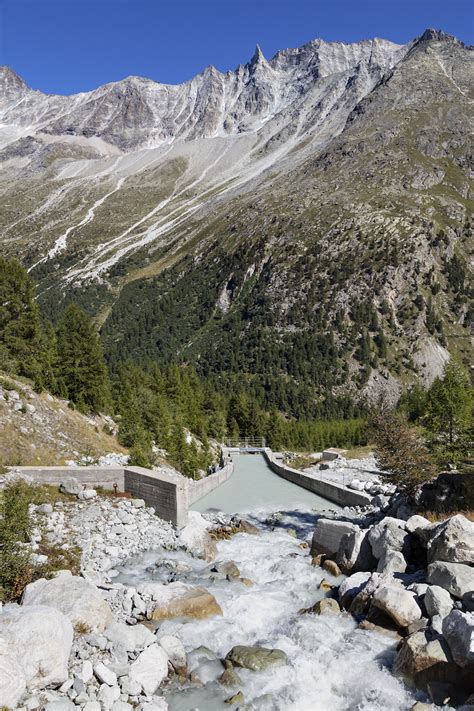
[7,465,187,527]
[5,466,125,490]
[263,449,372,507]
[124,467,188,528]
[187,462,233,505]
[7,461,235,528]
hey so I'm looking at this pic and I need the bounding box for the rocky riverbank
[1,475,473,710]
[0,479,258,710]
[310,502,474,708]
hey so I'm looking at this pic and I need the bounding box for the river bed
[117,455,420,710]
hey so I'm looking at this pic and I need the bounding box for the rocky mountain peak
[249,44,267,67]
[417,28,462,45]
[0,66,29,104]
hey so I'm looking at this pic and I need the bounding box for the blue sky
[1,0,473,94]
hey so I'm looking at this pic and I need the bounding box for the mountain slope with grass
[0,29,472,414]
[0,373,126,467]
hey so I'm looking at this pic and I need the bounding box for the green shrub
[0,480,34,601]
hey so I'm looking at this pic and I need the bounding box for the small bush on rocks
[0,481,81,600]
[370,410,436,498]
[0,480,34,600]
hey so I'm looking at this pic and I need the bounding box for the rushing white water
[117,456,421,710]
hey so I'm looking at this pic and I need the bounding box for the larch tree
[56,304,111,413]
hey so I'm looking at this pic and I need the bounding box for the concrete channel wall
[7,460,235,529]
[263,449,373,508]
[187,462,234,505]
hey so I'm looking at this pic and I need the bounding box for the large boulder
[0,604,73,697]
[225,645,287,671]
[372,586,422,628]
[368,517,409,561]
[427,561,474,599]
[157,635,187,676]
[129,644,169,696]
[425,515,474,565]
[22,570,113,632]
[59,477,83,496]
[0,636,26,709]
[104,622,155,652]
[311,519,358,556]
[376,549,407,575]
[178,511,217,561]
[336,529,376,573]
[405,515,431,534]
[424,585,453,619]
[147,582,222,621]
[395,628,473,700]
[338,572,371,609]
[394,629,453,686]
[442,610,474,668]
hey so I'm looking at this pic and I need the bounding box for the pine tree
[0,257,48,389]
[56,304,111,413]
[374,327,387,359]
[424,360,473,465]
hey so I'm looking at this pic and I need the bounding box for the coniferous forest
[1,257,471,478]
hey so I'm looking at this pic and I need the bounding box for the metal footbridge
[224,437,267,452]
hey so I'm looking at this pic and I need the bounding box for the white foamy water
[117,456,422,710]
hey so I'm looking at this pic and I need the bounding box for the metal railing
[225,436,266,449]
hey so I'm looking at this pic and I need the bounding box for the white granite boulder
[394,629,452,679]
[424,585,453,619]
[376,549,407,575]
[368,517,408,560]
[311,519,359,556]
[157,635,187,676]
[0,636,26,709]
[336,528,375,573]
[442,610,474,668]
[425,515,474,565]
[129,644,169,695]
[372,586,422,627]
[405,515,431,534]
[338,572,372,608]
[0,604,73,694]
[22,570,113,631]
[104,622,155,652]
[178,511,217,561]
[427,561,474,599]
[59,477,82,496]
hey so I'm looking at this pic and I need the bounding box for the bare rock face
[0,636,27,709]
[22,570,113,632]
